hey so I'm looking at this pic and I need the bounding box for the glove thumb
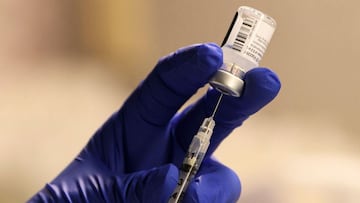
[122,164,179,203]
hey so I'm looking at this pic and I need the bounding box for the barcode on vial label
[232,17,256,52]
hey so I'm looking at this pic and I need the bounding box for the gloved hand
[28,43,281,203]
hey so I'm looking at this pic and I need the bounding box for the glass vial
[209,6,277,97]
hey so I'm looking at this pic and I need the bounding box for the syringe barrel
[168,118,215,203]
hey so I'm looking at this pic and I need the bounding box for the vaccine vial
[209,6,277,97]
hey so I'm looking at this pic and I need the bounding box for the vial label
[224,7,276,65]
[232,16,257,53]
[241,20,274,63]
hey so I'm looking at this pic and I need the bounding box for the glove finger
[172,68,281,162]
[86,43,223,173]
[121,164,178,203]
[183,157,241,203]
[123,43,222,126]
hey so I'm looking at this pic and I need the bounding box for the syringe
[168,94,223,203]
[169,6,277,202]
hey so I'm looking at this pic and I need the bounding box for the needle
[210,93,223,119]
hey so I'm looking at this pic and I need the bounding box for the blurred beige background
[1,0,359,202]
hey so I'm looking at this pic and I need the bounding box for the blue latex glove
[28,43,281,203]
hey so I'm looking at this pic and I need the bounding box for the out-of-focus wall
[75,0,159,86]
[1,0,360,202]
[0,0,77,60]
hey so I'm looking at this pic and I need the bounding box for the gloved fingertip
[204,68,281,122]
[158,164,179,197]
[138,164,179,202]
[129,43,224,126]
[171,43,222,68]
[159,43,223,96]
[243,67,281,99]
[196,43,223,73]
[183,159,241,203]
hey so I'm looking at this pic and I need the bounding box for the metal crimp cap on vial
[209,62,246,97]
